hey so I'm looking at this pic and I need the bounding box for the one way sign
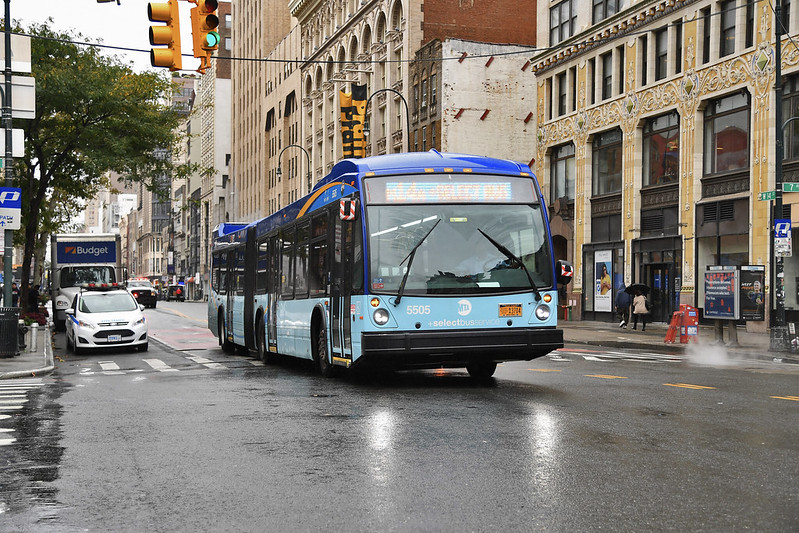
[0,186,21,230]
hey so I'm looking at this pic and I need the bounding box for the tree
[11,22,190,312]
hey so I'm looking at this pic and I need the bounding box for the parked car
[65,283,148,354]
[126,278,158,308]
[166,284,185,302]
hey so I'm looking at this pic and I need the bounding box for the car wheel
[138,342,149,352]
[466,361,497,379]
[66,332,74,352]
[316,326,335,378]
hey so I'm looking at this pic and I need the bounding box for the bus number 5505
[407,305,431,315]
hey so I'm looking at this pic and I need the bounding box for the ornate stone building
[533,0,797,330]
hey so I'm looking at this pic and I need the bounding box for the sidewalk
[561,318,799,363]
[0,323,55,380]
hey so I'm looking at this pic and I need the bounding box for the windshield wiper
[477,228,541,302]
[394,219,441,306]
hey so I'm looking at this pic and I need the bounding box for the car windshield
[366,203,553,296]
[79,292,139,313]
[60,266,115,288]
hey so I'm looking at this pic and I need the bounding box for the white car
[65,284,149,354]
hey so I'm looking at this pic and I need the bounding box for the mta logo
[0,190,20,204]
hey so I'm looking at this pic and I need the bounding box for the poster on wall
[595,250,612,312]
[704,267,739,319]
[739,266,765,321]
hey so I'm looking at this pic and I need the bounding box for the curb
[0,324,56,380]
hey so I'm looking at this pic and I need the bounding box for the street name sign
[758,190,777,201]
[783,182,799,193]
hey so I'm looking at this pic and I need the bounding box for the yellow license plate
[499,304,522,317]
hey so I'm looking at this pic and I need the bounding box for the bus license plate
[498,304,522,317]
[108,334,121,342]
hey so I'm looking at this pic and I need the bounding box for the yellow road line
[770,395,799,402]
[529,368,562,372]
[585,374,628,379]
[664,383,717,390]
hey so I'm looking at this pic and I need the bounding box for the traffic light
[190,0,219,74]
[148,0,182,71]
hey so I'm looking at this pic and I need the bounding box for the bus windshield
[366,202,553,296]
[59,266,116,288]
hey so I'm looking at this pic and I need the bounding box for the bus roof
[313,150,531,191]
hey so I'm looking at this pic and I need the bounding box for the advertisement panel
[594,250,612,312]
[704,267,739,319]
[739,266,765,321]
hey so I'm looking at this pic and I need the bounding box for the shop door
[643,263,670,323]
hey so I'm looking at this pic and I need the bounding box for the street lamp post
[362,88,411,152]
[276,144,312,196]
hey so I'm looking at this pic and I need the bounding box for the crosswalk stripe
[0,399,27,404]
[143,359,180,372]
[0,438,16,446]
[0,405,24,410]
[99,361,120,371]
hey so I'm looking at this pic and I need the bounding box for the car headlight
[534,304,551,321]
[133,317,146,326]
[77,319,96,330]
[373,308,390,325]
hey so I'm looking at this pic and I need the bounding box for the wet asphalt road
[1,301,798,532]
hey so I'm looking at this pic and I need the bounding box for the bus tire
[466,361,497,379]
[316,327,335,378]
[218,312,234,353]
[256,317,272,364]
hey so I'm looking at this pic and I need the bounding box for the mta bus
[208,150,573,378]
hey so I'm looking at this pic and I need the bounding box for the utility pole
[3,0,13,307]
[772,0,789,351]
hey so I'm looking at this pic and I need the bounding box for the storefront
[632,236,682,323]
[582,242,624,321]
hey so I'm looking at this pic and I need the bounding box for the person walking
[632,290,649,331]
[11,282,19,307]
[616,284,631,328]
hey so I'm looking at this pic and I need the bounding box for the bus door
[243,228,256,350]
[330,202,356,364]
[225,250,235,340]
[267,235,279,353]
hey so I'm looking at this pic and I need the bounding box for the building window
[551,143,575,203]
[703,92,750,176]
[588,58,596,105]
[643,111,680,187]
[569,67,577,111]
[557,72,567,116]
[616,45,624,94]
[413,81,419,114]
[592,128,623,196]
[674,21,683,74]
[745,0,755,48]
[550,0,575,44]
[781,0,792,33]
[601,52,613,100]
[430,73,437,107]
[431,125,436,149]
[422,126,427,150]
[701,7,711,64]
[782,76,799,160]
[592,0,619,24]
[420,77,428,109]
[720,0,736,58]
[655,28,668,81]
[639,35,648,87]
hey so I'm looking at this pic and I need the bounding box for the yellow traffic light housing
[148,0,182,71]
[190,0,219,74]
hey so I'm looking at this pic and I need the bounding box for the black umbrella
[624,283,650,295]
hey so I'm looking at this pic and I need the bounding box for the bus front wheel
[256,317,272,364]
[466,361,497,379]
[316,327,335,378]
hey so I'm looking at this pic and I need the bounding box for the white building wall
[441,39,535,163]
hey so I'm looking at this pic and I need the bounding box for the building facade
[533,0,798,330]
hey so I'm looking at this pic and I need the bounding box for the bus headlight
[373,308,390,325]
[534,304,551,321]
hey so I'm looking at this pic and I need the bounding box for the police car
[65,283,148,354]
[126,278,158,308]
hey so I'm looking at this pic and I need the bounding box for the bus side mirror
[556,260,574,285]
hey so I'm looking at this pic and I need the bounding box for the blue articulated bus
[208,150,573,378]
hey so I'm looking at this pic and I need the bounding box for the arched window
[391,1,403,30]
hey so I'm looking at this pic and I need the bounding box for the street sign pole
[772,0,789,351]
[2,0,13,308]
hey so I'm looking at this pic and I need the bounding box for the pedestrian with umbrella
[616,283,631,328]
[629,284,651,331]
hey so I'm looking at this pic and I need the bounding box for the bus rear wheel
[466,361,497,379]
[316,327,335,378]
[218,313,234,353]
[256,317,272,364]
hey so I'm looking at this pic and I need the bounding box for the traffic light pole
[3,0,13,307]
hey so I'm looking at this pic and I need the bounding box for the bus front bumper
[359,327,563,369]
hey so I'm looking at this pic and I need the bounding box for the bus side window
[295,223,310,298]
[310,213,328,296]
[280,227,295,298]
[256,239,268,294]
